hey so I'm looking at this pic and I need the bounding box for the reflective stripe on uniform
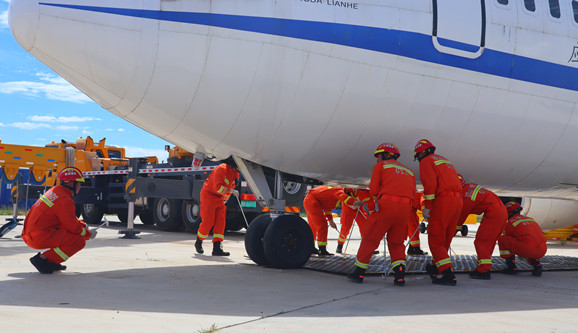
[317,241,328,246]
[54,247,70,261]
[410,240,420,246]
[217,185,226,194]
[424,194,435,200]
[500,250,512,255]
[80,228,86,237]
[213,234,224,241]
[456,225,462,230]
[434,160,452,166]
[478,259,493,265]
[471,185,482,201]
[512,218,533,227]
[197,230,209,240]
[382,164,414,176]
[436,258,452,268]
[224,178,230,185]
[40,195,54,207]
[355,260,369,269]
[338,235,347,242]
[391,260,406,268]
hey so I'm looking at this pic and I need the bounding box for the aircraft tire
[245,214,272,266]
[263,215,313,269]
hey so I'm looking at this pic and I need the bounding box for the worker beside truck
[22,167,96,274]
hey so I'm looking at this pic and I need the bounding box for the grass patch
[197,324,220,333]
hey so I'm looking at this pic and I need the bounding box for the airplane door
[432,0,486,59]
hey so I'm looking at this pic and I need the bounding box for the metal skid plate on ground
[303,254,578,275]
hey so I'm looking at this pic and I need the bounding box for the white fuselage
[8,1,578,199]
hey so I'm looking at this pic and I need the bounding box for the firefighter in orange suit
[407,191,427,255]
[414,139,463,286]
[336,188,375,253]
[498,201,547,276]
[347,143,415,286]
[22,166,94,274]
[196,157,240,256]
[304,185,355,256]
[456,174,507,280]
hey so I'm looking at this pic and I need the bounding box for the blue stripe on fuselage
[39,3,577,92]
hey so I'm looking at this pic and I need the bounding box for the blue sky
[0,0,170,161]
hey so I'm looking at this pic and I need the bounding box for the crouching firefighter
[347,143,416,286]
[22,167,96,274]
[498,201,547,277]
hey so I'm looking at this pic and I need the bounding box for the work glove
[352,200,363,209]
[89,228,98,240]
[422,208,431,220]
[328,220,337,230]
[230,189,240,197]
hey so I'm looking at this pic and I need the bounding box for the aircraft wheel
[153,198,183,231]
[81,204,105,225]
[245,214,272,266]
[461,224,469,237]
[263,215,313,269]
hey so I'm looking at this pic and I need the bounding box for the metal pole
[235,195,250,228]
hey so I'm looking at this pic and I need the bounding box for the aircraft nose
[8,0,40,51]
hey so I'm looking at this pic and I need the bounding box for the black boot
[432,268,457,286]
[318,246,334,256]
[212,241,230,256]
[408,246,428,255]
[469,269,491,280]
[195,237,204,254]
[393,265,405,286]
[347,266,366,284]
[30,253,55,274]
[425,263,438,280]
[47,261,67,271]
[311,246,319,255]
[502,257,518,275]
[336,244,343,254]
[530,259,543,277]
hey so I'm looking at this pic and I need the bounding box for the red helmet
[374,143,400,157]
[457,174,466,187]
[505,201,522,214]
[414,139,436,158]
[58,166,85,182]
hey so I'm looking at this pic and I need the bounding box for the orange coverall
[498,214,547,262]
[419,154,463,273]
[197,163,239,243]
[22,185,91,264]
[408,192,424,248]
[304,186,351,247]
[354,160,416,271]
[457,184,507,273]
[338,189,374,245]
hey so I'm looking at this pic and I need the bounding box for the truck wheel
[461,224,469,237]
[81,204,105,225]
[245,214,272,266]
[75,204,82,218]
[420,222,427,234]
[263,215,313,269]
[153,198,183,231]
[225,212,245,232]
[139,210,155,225]
[117,210,128,224]
[182,199,201,233]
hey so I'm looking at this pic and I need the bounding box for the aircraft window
[524,0,536,12]
[497,0,508,4]
[548,0,560,18]
[574,1,578,23]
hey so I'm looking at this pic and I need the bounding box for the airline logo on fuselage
[569,44,578,63]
